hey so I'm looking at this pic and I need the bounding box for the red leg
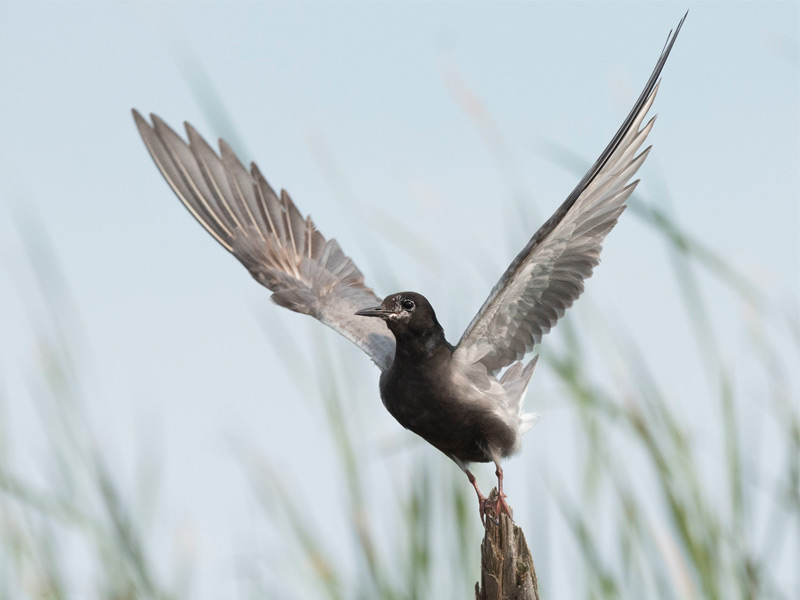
[493,462,513,519]
[466,469,487,525]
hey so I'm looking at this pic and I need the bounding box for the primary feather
[132,111,396,371]
[453,14,685,375]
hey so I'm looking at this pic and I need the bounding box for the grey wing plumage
[454,15,685,375]
[132,112,395,371]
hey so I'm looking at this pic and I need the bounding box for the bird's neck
[391,325,451,363]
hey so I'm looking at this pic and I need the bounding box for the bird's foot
[480,488,513,526]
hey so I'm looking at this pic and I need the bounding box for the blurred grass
[1,55,798,600]
[1,211,176,599]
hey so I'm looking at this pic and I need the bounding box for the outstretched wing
[133,112,395,371]
[454,15,685,375]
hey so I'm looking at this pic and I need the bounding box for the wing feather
[454,15,685,374]
[133,112,395,370]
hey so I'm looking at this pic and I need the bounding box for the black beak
[355,306,392,318]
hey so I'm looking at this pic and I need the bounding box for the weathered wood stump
[475,490,540,600]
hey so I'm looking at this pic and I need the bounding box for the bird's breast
[378,357,448,426]
[378,354,519,463]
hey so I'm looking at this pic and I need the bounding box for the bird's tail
[499,355,539,435]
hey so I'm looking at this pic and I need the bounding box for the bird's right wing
[133,112,395,371]
[453,15,685,375]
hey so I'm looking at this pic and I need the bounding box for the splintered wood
[475,491,539,600]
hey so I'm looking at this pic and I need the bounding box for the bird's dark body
[376,293,517,464]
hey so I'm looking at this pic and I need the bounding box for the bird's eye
[401,299,415,311]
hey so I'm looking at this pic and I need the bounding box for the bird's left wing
[133,112,395,371]
[454,15,685,375]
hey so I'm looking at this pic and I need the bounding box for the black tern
[133,15,684,523]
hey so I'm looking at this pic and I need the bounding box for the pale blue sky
[1,2,797,596]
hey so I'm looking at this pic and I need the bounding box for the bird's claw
[480,489,513,526]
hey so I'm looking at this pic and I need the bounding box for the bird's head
[355,292,442,337]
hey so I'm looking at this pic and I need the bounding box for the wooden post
[475,490,540,600]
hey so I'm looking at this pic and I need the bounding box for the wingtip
[674,12,688,45]
[131,108,147,128]
[183,121,202,145]
[149,113,169,131]
[662,12,687,54]
[218,137,237,161]
[131,109,156,138]
[646,79,662,104]
[671,11,688,44]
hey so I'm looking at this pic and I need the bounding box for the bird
[132,15,684,524]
